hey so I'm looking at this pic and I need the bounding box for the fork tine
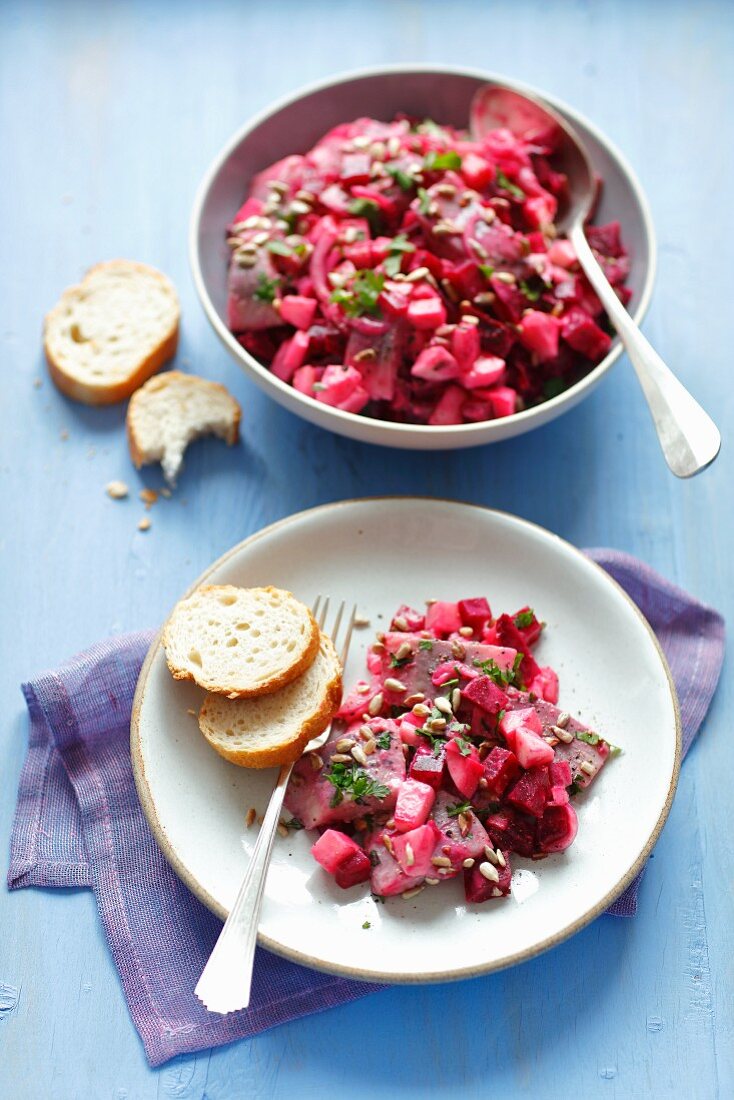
[330,599,345,649]
[317,596,329,631]
[312,595,322,621]
[337,604,357,666]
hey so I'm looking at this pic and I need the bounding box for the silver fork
[194,596,356,1014]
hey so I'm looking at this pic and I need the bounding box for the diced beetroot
[464,851,512,902]
[428,385,466,425]
[445,737,484,799]
[500,706,543,738]
[311,829,362,874]
[462,355,506,390]
[511,725,555,769]
[336,679,379,721]
[315,364,370,413]
[506,766,551,819]
[462,675,509,717]
[458,597,492,631]
[451,323,480,371]
[461,151,495,190]
[548,785,570,807]
[482,746,521,798]
[392,821,441,876]
[518,310,561,362]
[485,808,537,858]
[486,385,517,418]
[561,306,612,361]
[394,778,436,832]
[340,152,372,184]
[494,614,541,686]
[511,606,543,647]
[549,760,572,788]
[407,297,447,329]
[292,365,320,395]
[367,832,423,896]
[391,605,425,631]
[523,194,557,229]
[398,711,424,747]
[279,294,317,330]
[529,666,559,703]
[333,848,372,888]
[411,345,461,382]
[537,803,578,853]
[270,331,310,382]
[380,635,513,701]
[547,239,577,268]
[586,221,623,258]
[501,691,611,791]
[409,741,446,790]
[425,601,463,637]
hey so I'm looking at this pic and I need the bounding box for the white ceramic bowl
[131,499,680,983]
[190,66,656,450]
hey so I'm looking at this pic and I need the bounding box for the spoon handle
[568,223,720,478]
[194,761,292,1014]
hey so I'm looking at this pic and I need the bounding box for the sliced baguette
[127,370,241,485]
[44,260,179,405]
[163,585,320,699]
[198,632,343,768]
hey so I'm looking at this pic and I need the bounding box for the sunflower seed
[355,682,370,694]
[434,696,452,716]
[402,886,424,900]
[362,738,376,756]
[431,855,452,868]
[479,861,500,883]
[395,641,413,660]
[496,849,506,868]
[384,677,407,693]
[405,692,425,706]
[289,200,311,215]
[309,753,323,770]
[495,270,516,284]
[330,753,352,764]
[404,843,415,867]
[425,877,440,886]
[450,640,466,660]
[412,703,431,718]
[277,823,289,839]
[351,745,368,766]
[235,252,257,269]
[368,693,383,716]
[552,725,574,744]
[335,738,355,752]
[393,615,409,631]
[427,717,447,731]
[432,220,461,236]
[245,807,257,828]
[404,266,430,283]
[556,712,570,728]
[491,887,503,897]
[469,238,489,260]
[462,858,475,869]
[383,834,395,855]
[451,688,462,711]
[385,817,396,829]
[458,626,474,637]
[359,725,373,739]
[580,761,596,777]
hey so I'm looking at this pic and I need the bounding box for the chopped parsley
[418,639,434,651]
[416,728,447,756]
[424,149,462,172]
[389,652,412,669]
[606,742,622,758]
[567,781,582,796]
[325,762,390,808]
[519,279,542,302]
[330,269,385,317]
[376,731,392,750]
[386,165,415,192]
[417,187,432,215]
[348,197,383,233]
[284,818,304,830]
[514,609,536,629]
[472,654,523,687]
[446,800,473,817]
[362,920,371,930]
[454,737,473,757]
[576,730,600,746]
[495,170,525,200]
[478,263,495,280]
[265,239,294,257]
[253,273,280,303]
[383,233,416,277]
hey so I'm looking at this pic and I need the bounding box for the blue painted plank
[0,0,732,1097]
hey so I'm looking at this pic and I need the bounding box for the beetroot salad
[226,116,631,426]
[284,597,620,903]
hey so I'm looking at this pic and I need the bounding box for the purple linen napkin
[7,551,724,1065]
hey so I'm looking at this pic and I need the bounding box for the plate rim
[130,497,682,983]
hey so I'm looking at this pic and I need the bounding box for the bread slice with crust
[127,371,241,484]
[198,632,343,768]
[44,260,179,405]
[163,585,320,699]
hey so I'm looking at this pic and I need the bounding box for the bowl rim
[189,63,657,441]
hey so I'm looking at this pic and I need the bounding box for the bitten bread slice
[127,371,241,484]
[198,632,343,768]
[44,260,179,405]
[163,585,320,698]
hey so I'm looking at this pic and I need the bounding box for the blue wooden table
[2,1,732,1096]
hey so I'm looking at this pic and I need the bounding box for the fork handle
[194,761,293,1013]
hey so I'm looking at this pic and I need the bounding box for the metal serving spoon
[470,84,720,478]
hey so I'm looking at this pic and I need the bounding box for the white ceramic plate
[131,500,680,983]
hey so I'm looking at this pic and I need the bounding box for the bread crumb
[139,488,158,509]
[354,614,371,628]
[245,807,257,828]
[33,378,43,389]
[106,480,129,500]
[137,516,151,531]
[187,708,197,717]
[60,429,69,442]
